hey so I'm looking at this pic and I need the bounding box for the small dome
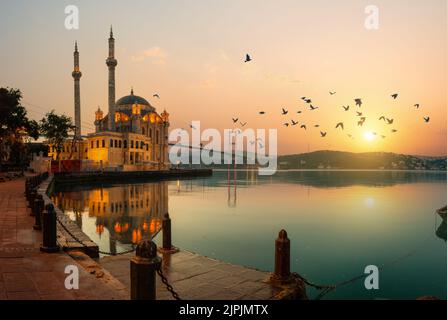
[116,89,151,107]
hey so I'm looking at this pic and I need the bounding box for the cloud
[131,47,167,65]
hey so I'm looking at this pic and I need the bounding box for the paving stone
[3,273,36,293]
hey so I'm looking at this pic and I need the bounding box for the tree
[39,111,75,160]
[0,87,40,166]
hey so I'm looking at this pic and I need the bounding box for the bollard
[158,213,179,254]
[25,181,32,200]
[33,195,44,231]
[40,204,60,253]
[28,190,37,211]
[272,229,292,283]
[130,240,161,300]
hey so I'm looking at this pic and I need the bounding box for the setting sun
[364,131,376,142]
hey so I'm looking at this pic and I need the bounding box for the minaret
[72,41,82,139]
[106,26,118,131]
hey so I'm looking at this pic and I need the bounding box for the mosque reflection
[52,182,168,251]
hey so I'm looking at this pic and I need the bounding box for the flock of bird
[235,54,432,142]
[153,53,432,149]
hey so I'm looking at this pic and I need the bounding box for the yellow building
[48,27,171,172]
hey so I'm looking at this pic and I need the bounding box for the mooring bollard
[33,195,44,231]
[40,204,60,253]
[272,229,292,282]
[158,213,179,254]
[130,240,161,300]
[28,190,37,212]
[25,180,31,197]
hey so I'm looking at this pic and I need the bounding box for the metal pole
[159,213,179,254]
[130,240,161,300]
[40,204,60,253]
[33,195,44,231]
[273,229,292,282]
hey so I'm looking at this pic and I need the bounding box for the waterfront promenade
[1,175,306,300]
[0,177,128,300]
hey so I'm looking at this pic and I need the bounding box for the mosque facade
[48,28,170,171]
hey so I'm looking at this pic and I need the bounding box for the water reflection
[52,182,168,253]
[52,169,447,299]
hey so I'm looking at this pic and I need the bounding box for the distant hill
[177,149,447,171]
[278,151,447,170]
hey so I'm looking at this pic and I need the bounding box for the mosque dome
[116,89,152,107]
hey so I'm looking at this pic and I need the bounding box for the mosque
[49,27,171,171]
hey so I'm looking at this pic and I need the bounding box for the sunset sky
[1,0,446,156]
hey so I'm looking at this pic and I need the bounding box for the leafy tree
[0,87,40,165]
[39,111,75,160]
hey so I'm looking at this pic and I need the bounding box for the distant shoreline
[212,168,447,173]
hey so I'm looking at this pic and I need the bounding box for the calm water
[52,170,447,300]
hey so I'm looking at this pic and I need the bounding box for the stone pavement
[101,250,305,300]
[0,178,128,300]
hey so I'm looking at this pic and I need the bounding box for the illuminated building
[48,27,170,171]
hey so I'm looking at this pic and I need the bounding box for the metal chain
[57,213,182,300]
[157,268,181,300]
[55,215,136,256]
[291,234,432,300]
[292,272,336,291]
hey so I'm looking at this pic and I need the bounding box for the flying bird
[414,104,420,109]
[379,116,386,121]
[391,129,398,133]
[386,118,394,125]
[335,122,344,130]
[259,111,266,115]
[291,120,298,126]
[329,91,336,95]
[424,117,430,123]
[381,135,386,139]
[240,122,247,127]
[153,94,160,99]
[309,105,319,110]
[232,118,239,123]
[314,124,320,128]
[360,117,366,122]
[281,108,288,115]
[244,54,252,63]
[342,105,350,111]
[297,110,302,114]
[356,112,363,117]
[284,123,290,127]
[355,99,363,107]
[391,93,399,100]
[190,124,197,130]
[358,120,365,127]
[304,99,312,104]
[320,132,327,137]
[300,125,307,130]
